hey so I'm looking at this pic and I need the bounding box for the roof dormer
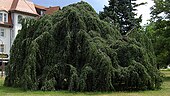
[0,11,8,23]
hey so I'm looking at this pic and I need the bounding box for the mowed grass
[0,70,170,96]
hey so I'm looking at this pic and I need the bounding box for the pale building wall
[0,13,36,59]
[0,27,12,58]
[12,13,35,42]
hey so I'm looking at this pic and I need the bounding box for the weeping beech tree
[4,2,162,91]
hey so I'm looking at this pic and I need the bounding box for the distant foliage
[146,21,170,68]
[148,0,170,68]
[151,0,170,20]
[5,2,162,91]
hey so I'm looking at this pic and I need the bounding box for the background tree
[147,0,170,68]
[99,0,145,35]
[151,0,170,20]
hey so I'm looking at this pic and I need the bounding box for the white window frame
[0,44,4,53]
[4,13,7,22]
[0,11,8,23]
[0,13,2,22]
[0,28,5,37]
[40,11,45,16]
[18,15,23,24]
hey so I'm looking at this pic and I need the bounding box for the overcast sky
[32,0,154,25]
[136,0,154,25]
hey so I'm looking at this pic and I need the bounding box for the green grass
[0,70,170,96]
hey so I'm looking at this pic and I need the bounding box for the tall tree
[100,0,144,35]
[148,0,170,68]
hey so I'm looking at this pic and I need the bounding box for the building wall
[0,0,38,63]
[0,27,12,58]
[0,13,36,59]
[11,13,35,43]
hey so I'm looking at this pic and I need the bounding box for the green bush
[4,1,162,91]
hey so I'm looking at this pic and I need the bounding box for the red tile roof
[0,0,38,27]
[45,6,60,15]
[34,4,47,10]
[35,4,61,15]
[0,0,13,11]
[0,0,60,27]
[0,0,38,15]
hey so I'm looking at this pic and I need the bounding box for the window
[0,44,4,52]
[0,13,2,22]
[0,29,5,37]
[18,30,21,34]
[0,12,8,22]
[40,11,45,16]
[18,15,23,24]
[4,13,7,22]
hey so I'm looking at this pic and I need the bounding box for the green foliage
[148,0,170,68]
[146,21,170,68]
[99,0,144,35]
[151,0,170,20]
[5,1,162,91]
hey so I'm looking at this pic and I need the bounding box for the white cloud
[85,0,108,12]
[135,0,154,25]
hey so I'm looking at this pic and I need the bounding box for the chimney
[10,0,19,10]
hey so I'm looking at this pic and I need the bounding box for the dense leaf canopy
[5,2,162,91]
[148,0,170,68]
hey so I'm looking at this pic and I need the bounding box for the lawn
[0,70,170,96]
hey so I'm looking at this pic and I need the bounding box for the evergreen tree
[100,0,144,35]
[4,1,162,91]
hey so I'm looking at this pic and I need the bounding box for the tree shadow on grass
[164,77,170,81]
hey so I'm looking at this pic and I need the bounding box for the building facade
[0,0,38,63]
[0,0,60,64]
